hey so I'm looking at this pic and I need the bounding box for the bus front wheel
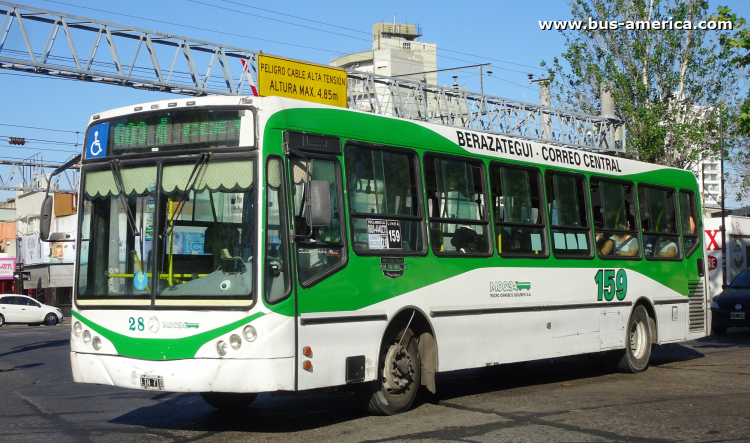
[200,392,257,409]
[359,327,421,415]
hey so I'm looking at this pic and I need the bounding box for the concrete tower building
[330,22,437,84]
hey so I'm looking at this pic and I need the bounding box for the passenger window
[679,191,700,257]
[290,157,346,286]
[590,179,640,258]
[265,157,291,303]
[345,145,424,254]
[639,186,681,260]
[546,172,591,257]
[489,164,546,256]
[423,155,490,255]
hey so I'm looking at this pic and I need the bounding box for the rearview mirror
[39,195,53,240]
[310,180,332,227]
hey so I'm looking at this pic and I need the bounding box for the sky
[1,0,749,205]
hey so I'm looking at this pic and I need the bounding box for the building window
[403,42,411,50]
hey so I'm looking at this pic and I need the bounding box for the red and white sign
[707,255,718,270]
[0,257,15,280]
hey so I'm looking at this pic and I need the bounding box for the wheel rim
[629,318,648,359]
[382,342,414,395]
[46,315,55,326]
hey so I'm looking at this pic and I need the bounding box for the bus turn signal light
[303,360,312,370]
[302,346,312,357]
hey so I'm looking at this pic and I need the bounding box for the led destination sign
[106,110,242,154]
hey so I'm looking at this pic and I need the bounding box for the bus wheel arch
[359,306,437,415]
[632,297,658,345]
[381,306,437,395]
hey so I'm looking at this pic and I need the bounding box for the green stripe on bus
[71,311,265,361]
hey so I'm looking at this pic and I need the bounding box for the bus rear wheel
[360,327,421,415]
[200,392,257,409]
[614,305,652,373]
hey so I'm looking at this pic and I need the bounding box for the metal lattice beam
[0,159,79,193]
[0,2,624,152]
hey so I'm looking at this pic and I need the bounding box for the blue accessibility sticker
[134,271,148,291]
[86,123,108,159]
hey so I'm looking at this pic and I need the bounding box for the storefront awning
[49,265,74,288]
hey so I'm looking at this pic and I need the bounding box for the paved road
[1,324,749,442]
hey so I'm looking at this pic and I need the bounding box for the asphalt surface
[1,324,749,443]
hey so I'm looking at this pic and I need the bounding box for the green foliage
[543,0,742,169]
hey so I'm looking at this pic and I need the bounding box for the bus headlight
[92,336,102,350]
[230,334,242,350]
[74,322,82,336]
[243,325,257,342]
[216,340,228,356]
[82,330,91,344]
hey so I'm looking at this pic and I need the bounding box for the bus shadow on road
[109,390,366,433]
[109,340,715,432]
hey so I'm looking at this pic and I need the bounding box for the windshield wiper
[110,160,140,237]
[160,152,212,240]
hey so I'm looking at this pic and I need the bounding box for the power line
[0,123,79,134]
[211,0,545,72]
[2,145,80,153]
[41,0,341,53]
[0,136,79,146]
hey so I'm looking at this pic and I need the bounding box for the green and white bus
[62,93,706,415]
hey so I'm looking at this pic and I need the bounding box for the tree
[542,0,742,171]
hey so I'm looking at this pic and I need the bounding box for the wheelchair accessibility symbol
[86,123,108,159]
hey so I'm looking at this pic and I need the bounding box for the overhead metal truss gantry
[0,158,79,193]
[0,1,624,153]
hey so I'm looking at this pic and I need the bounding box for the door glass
[291,157,346,285]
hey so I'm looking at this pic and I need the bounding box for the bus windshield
[77,158,255,303]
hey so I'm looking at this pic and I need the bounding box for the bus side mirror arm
[40,154,82,242]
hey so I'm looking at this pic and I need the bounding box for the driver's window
[265,157,291,303]
[290,157,346,287]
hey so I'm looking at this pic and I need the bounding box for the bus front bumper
[70,352,294,393]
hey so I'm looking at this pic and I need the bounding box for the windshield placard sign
[257,54,347,108]
[86,123,109,159]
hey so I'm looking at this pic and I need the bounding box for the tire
[44,314,58,326]
[712,324,728,335]
[613,305,652,373]
[359,327,421,415]
[200,392,257,409]
[0,314,4,327]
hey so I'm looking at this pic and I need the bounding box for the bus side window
[679,191,700,257]
[639,186,681,260]
[344,145,425,255]
[423,154,490,255]
[265,157,291,304]
[546,172,591,257]
[290,157,347,286]
[590,178,640,259]
[489,163,546,257]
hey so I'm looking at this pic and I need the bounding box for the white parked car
[0,294,64,326]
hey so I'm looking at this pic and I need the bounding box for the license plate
[140,375,164,390]
[731,312,745,320]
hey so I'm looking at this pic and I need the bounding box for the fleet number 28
[129,317,145,331]
[594,269,628,301]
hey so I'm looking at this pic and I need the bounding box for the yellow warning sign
[257,54,347,108]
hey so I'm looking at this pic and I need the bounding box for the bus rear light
[150,104,159,109]
[302,346,312,357]
[216,340,228,356]
[243,325,257,342]
[82,330,91,344]
[303,360,312,370]
[92,336,102,350]
[230,334,242,350]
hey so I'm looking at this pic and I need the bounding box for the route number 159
[594,269,628,301]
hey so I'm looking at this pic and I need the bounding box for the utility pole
[720,108,727,289]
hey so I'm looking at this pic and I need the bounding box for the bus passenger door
[286,153,348,391]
